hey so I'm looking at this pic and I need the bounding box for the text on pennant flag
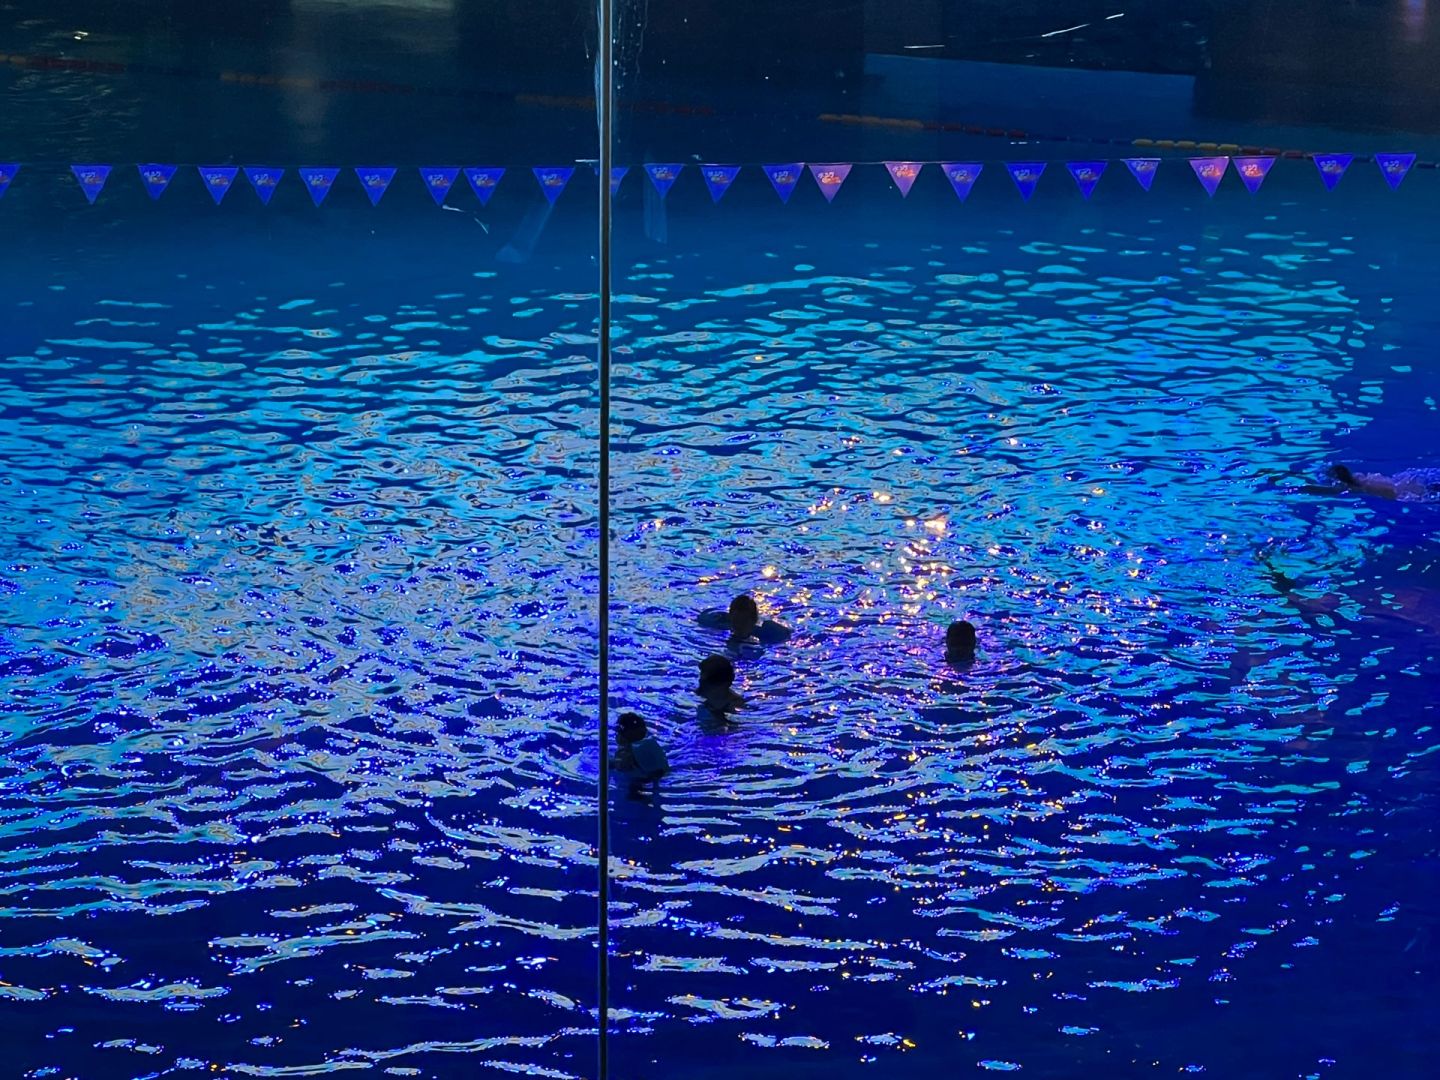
[1233,156,1274,194]
[1066,161,1106,199]
[1375,153,1415,190]
[198,165,238,204]
[419,167,460,205]
[355,166,396,206]
[1124,158,1160,190]
[1313,153,1352,190]
[884,161,923,198]
[1006,161,1046,200]
[298,167,338,206]
[465,167,504,205]
[1189,156,1228,197]
[809,163,852,202]
[702,164,740,203]
[245,166,285,205]
[137,163,177,200]
[71,164,111,204]
[645,163,682,198]
[941,162,982,201]
[764,163,803,203]
[533,166,574,204]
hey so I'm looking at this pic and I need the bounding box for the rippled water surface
[2,191,1438,1078]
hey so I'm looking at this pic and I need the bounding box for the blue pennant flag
[941,162,982,201]
[1189,156,1228,197]
[885,162,923,197]
[1124,158,1160,191]
[810,164,852,203]
[764,163,803,203]
[1375,153,1415,191]
[466,167,504,205]
[245,166,284,205]
[72,165,111,204]
[1066,161,1106,199]
[1313,154,1352,191]
[645,163,682,198]
[1234,156,1274,194]
[419,167,460,206]
[355,167,396,206]
[702,164,740,203]
[137,164,177,200]
[198,166,238,205]
[1007,162,1046,200]
[533,166,574,204]
[0,164,16,198]
[299,167,339,206]
[592,165,628,194]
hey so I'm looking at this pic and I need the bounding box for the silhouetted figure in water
[698,594,792,645]
[697,654,744,727]
[613,712,669,799]
[1327,463,1440,501]
[945,619,978,665]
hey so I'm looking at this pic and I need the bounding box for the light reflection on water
[0,212,1436,1077]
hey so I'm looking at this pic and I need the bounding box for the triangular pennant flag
[941,162,982,201]
[419,167,460,206]
[1066,161,1106,199]
[645,163,682,198]
[1006,162,1046,201]
[198,166,238,205]
[1375,153,1415,191]
[809,163,853,203]
[1125,158,1160,191]
[763,163,803,203]
[1233,156,1274,194]
[465,167,504,205]
[0,164,16,199]
[136,164,176,201]
[244,166,284,205]
[606,166,628,195]
[533,166,574,204]
[1313,154,1352,191]
[355,167,396,206]
[71,165,111,204]
[884,161,923,197]
[1189,156,1228,197]
[702,164,740,203]
[298,167,338,206]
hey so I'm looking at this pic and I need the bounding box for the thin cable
[596,0,615,1074]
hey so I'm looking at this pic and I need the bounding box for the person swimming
[613,712,669,798]
[1327,464,1440,501]
[696,653,744,726]
[945,619,977,664]
[697,594,792,645]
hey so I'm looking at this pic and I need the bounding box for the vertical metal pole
[596,0,614,1075]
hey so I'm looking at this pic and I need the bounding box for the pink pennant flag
[809,164,852,203]
[884,162,923,198]
[1233,156,1274,194]
[1189,156,1228,197]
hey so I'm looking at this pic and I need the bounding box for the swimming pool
[1,162,1437,1079]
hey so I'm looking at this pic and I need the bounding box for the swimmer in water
[613,712,669,798]
[945,619,977,664]
[697,654,744,725]
[697,594,792,645]
[1326,464,1440,501]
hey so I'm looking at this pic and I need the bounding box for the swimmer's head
[946,619,977,658]
[1330,464,1357,487]
[728,594,760,639]
[617,712,647,742]
[698,654,735,692]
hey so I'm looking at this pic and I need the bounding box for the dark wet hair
[946,620,977,653]
[698,654,735,690]
[729,594,759,621]
[1330,464,1356,486]
[618,712,646,736]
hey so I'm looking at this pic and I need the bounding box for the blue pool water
[1,170,1438,1079]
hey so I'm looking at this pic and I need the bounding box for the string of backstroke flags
[0,153,1423,207]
